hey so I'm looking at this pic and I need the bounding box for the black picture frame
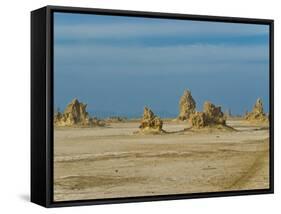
[31,5,274,208]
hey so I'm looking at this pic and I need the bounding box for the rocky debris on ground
[91,117,106,126]
[245,98,268,123]
[105,116,127,123]
[177,89,196,121]
[189,101,227,129]
[54,98,105,127]
[138,107,164,133]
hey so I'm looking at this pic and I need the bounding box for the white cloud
[54,20,268,40]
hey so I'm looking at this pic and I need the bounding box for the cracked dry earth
[54,119,270,201]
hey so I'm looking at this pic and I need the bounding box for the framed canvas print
[31,5,274,207]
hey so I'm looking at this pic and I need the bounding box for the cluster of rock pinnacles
[54,98,104,127]
[54,90,268,132]
[176,90,227,129]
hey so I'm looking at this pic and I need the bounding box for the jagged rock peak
[54,98,105,127]
[139,106,164,133]
[253,98,264,114]
[177,89,196,121]
[245,98,268,122]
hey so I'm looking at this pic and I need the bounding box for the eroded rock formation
[139,107,164,133]
[245,98,268,122]
[189,112,207,128]
[190,101,226,129]
[177,89,196,121]
[203,101,226,125]
[54,98,104,127]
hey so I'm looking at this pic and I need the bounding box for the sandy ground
[54,119,270,201]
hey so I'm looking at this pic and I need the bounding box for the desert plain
[54,118,269,201]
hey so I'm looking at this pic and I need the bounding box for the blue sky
[54,12,269,118]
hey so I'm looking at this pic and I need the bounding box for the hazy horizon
[54,12,270,118]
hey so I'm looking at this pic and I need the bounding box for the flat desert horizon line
[53,107,268,119]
